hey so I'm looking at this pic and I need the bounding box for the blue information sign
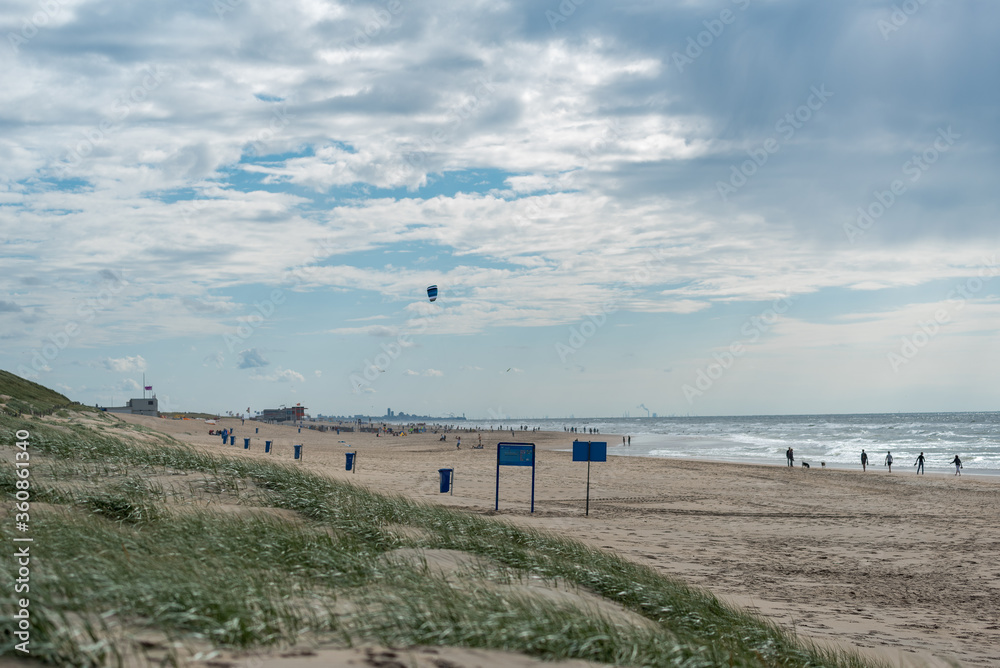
[495,442,536,513]
[498,444,535,466]
[572,441,607,516]
[572,441,607,462]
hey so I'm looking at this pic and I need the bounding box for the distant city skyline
[3,1,999,417]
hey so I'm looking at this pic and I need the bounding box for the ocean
[438,412,1000,475]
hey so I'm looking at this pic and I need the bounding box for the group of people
[454,434,484,450]
[787,447,965,475]
[861,449,963,475]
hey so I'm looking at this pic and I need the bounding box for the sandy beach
[122,416,1000,667]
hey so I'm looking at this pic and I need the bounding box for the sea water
[445,413,1000,474]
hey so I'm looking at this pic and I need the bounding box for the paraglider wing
[426,285,438,302]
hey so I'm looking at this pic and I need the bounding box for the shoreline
[604,449,1000,478]
[128,416,1000,667]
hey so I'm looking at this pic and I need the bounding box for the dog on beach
[801,462,810,468]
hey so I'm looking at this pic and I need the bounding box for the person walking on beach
[884,450,893,472]
[950,454,962,475]
[861,449,868,471]
[786,447,794,467]
[627,435,631,446]
[915,452,925,475]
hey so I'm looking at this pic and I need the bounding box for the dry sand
[118,415,1000,667]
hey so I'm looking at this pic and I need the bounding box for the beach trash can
[265,440,272,453]
[230,436,235,445]
[438,468,453,494]
[244,438,250,450]
[294,444,302,460]
[255,427,259,434]
[345,452,356,471]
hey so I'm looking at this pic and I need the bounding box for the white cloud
[203,352,225,368]
[252,367,305,383]
[237,349,269,369]
[104,355,147,372]
[119,378,141,392]
[327,325,399,337]
[403,368,442,377]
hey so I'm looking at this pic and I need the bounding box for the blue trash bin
[230,436,235,445]
[265,440,272,453]
[294,444,302,460]
[438,468,453,494]
[345,452,356,471]
[244,437,250,450]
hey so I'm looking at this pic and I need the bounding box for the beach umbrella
[426,285,438,302]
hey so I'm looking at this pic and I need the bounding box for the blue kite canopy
[426,285,438,302]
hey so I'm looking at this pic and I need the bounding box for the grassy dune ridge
[0,369,86,417]
[0,378,886,667]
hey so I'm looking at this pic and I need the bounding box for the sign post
[572,441,606,516]
[496,442,536,513]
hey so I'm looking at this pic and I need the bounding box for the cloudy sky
[2,0,998,418]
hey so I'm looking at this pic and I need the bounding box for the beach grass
[0,388,889,667]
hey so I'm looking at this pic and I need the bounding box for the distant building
[104,397,159,416]
[259,405,306,423]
